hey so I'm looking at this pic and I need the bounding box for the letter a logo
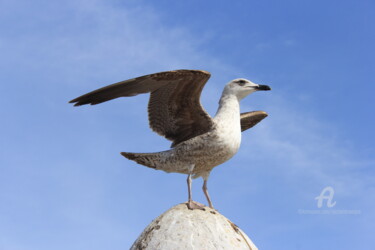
[315,186,337,208]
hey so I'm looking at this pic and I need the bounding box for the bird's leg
[186,173,205,210]
[203,178,214,209]
[187,173,193,201]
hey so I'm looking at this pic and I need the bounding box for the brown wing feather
[69,71,177,106]
[147,70,213,147]
[69,70,214,147]
[240,111,268,132]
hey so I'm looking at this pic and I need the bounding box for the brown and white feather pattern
[69,70,214,147]
[123,93,245,178]
[147,71,213,147]
[70,69,269,179]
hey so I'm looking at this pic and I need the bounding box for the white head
[222,78,271,100]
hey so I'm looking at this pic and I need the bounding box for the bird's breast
[215,123,241,156]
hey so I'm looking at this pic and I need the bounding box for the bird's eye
[236,80,247,86]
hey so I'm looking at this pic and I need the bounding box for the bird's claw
[186,200,206,210]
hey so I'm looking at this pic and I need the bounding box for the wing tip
[240,110,269,132]
[68,98,82,106]
[259,111,268,117]
[68,99,93,107]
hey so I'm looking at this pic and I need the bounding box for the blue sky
[0,0,374,249]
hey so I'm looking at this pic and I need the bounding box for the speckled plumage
[70,69,271,209]
[123,94,242,179]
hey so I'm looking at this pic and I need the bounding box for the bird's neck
[214,94,240,123]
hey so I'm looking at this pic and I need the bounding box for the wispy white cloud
[1,0,374,249]
[233,90,375,208]
[0,1,240,249]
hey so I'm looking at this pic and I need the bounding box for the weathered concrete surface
[131,203,258,250]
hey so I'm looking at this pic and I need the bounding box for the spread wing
[240,111,268,132]
[69,70,214,147]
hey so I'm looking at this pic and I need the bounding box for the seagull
[69,70,271,210]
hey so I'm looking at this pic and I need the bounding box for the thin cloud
[1,0,374,249]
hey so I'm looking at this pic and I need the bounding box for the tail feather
[121,152,161,169]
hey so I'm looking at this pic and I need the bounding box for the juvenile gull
[69,70,271,210]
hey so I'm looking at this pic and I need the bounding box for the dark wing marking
[70,71,176,106]
[147,71,213,147]
[69,70,214,147]
[240,111,268,132]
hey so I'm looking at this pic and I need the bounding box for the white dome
[131,203,258,250]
